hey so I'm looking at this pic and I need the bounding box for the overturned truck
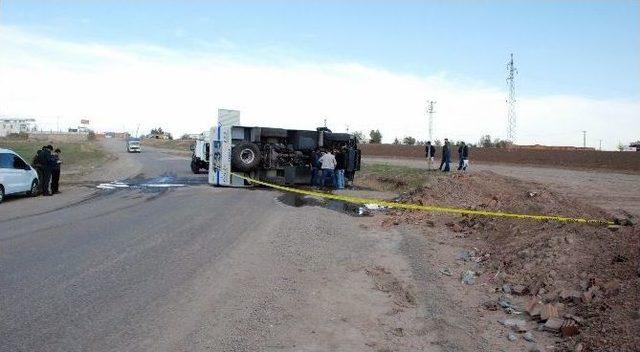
[208,125,361,187]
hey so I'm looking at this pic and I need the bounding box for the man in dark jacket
[32,147,45,190]
[439,138,451,172]
[460,143,469,171]
[37,145,54,196]
[310,148,321,187]
[425,141,436,170]
[457,142,465,170]
[51,148,62,193]
[334,147,346,189]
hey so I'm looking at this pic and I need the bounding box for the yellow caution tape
[231,172,614,226]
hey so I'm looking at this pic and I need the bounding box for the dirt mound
[387,171,640,351]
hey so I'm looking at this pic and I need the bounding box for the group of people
[32,145,62,196]
[425,138,469,172]
[310,148,346,189]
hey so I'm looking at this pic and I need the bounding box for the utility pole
[599,139,602,151]
[323,118,327,128]
[345,124,349,133]
[582,130,587,148]
[506,53,518,143]
[426,101,436,171]
[427,100,436,142]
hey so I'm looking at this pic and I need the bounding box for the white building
[0,118,36,137]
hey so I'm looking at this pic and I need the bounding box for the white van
[0,148,40,203]
[126,138,141,153]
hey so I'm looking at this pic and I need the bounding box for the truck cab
[190,133,210,174]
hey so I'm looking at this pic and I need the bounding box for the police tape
[230,172,614,226]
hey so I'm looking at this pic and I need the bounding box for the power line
[506,53,518,142]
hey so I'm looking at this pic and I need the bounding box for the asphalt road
[1,140,397,351]
[2,141,571,352]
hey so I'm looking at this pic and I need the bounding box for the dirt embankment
[375,171,639,351]
[0,139,112,181]
[360,144,640,172]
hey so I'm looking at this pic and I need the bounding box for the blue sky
[0,1,638,148]
[3,0,639,99]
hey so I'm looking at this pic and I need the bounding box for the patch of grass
[355,162,442,193]
[0,140,109,177]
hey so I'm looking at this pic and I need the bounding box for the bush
[369,129,382,144]
[402,136,416,145]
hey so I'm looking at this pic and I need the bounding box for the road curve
[0,140,415,351]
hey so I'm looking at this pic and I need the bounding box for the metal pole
[426,101,436,171]
[582,131,586,148]
[506,53,518,142]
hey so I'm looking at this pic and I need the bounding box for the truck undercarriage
[209,125,361,186]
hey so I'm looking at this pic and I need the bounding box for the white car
[0,148,40,203]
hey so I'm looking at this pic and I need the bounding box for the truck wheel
[0,186,4,204]
[190,160,200,174]
[232,141,261,172]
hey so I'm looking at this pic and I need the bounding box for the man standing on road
[37,145,54,196]
[32,147,45,190]
[334,147,346,189]
[439,138,451,172]
[318,149,337,188]
[51,148,62,194]
[425,141,435,170]
[310,148,321,187]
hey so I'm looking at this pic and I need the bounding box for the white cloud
[1,25,638,150]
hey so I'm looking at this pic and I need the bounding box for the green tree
[392,137,400,145]
[402,136,416,145]
[352,131,367,143]
[369,129,382,144]
[493,138,509,148]
[479,135,493,148]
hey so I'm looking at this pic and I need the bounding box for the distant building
[105,132,130,139]
[0,118,36,137]
[183,133,201,140]
[147,133,170,140]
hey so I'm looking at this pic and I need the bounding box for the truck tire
[232,141,261,172]
[191,159,200,174]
